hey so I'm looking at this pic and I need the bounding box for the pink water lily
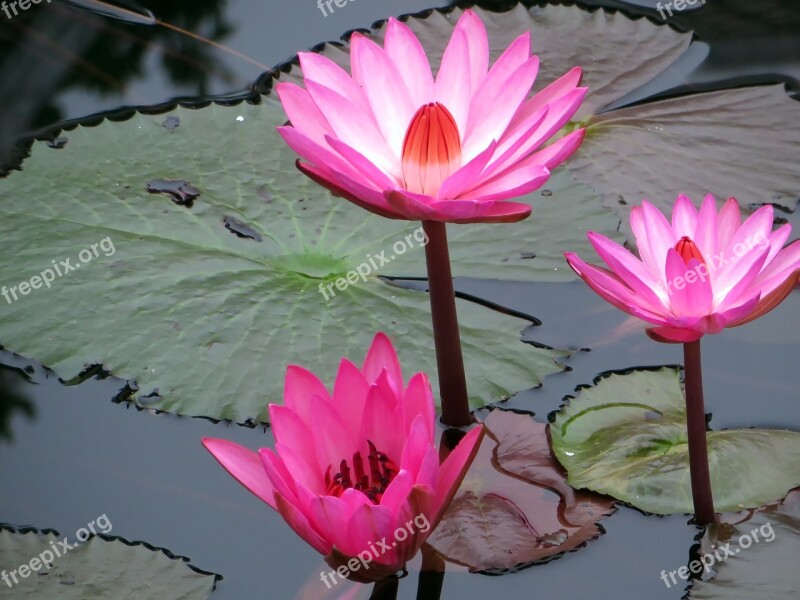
[565,194,800,343]
[202,333,484,582]
[276,9,587,223]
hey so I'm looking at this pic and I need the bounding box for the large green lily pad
[0,525,219,599]
[0,101,573,423]
[548,367,800,514]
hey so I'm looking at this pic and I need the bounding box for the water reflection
[0,363,36,442]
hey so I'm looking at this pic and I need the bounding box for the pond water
[1,0,799,598]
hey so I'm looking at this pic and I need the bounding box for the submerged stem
[421,220,472,427]
[683,340,716,526]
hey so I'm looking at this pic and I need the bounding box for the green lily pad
[0,101,570,423]
[548,367,800,514]
[688,489,800,598]
[0,525,219,599]
[427,409,615,573]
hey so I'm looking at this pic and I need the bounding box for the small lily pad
[549,367,800,514]
[427,409,615,573]
[0,525,219,599]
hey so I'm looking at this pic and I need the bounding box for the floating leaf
[0,525,219,599]
[549,367,800,514]
[688,489,800,599]
[0,101,569,423]
[427,409,615,572]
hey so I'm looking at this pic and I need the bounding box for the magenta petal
[345,503,399,566]
[720,204,774,263]
[402,372,435,440]
[275,82,333,146]
[455,9,489,93]
[432,426,484,525]
[507,66,583,132]
[283,364,330,423]
[202,438,277,509]
[665,250,713,317]
[694,194,719,261]
[437,141,498,199]
[362,332,403,389]
[670,194,698,239]
[459,163,550,202]
[308,495,350,553]
[274,492,332,556]
[385,189,441,220]
[379,470,414,516]
[324,135,397,189]
[332,358,370,427]
[716,197,742,250]
[641,200,678,275]
[645,326,704,343]
[434,27,472,134]
[426,199,532,224]
[359,373,404,464]
[277,126,361,182]
[259,447,301,507]
[519,128,586,172]
[298,51,370,114]
[384,18,434,107]
[400,414,434,480]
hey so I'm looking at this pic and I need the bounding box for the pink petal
[275,82,334,146]
[379,470,414,516]
[437,141,498,199]
[260,447,302,507]
[714,293,761,328]
[350,33,416,157]
[751,240,800,296]
[324,135,397,189]
[304,80,398,177]
[309,394,359,473]
[506,66,583,132]
[202,438,277,508]
[283,365,330,423]
[645,326,704,343]
[269,405,320,475]
[359,373,404,464]
[694,194,719,262]
[332,358,371,428]
[587,231,667,311]
[384,18,434,107]
[402,372,435,440]
[275,492,331,556]
[463,34,536,158]
[345,503,399,566]
[719,204,774,263]
[630,205,657,273]
[432,425,484,525]
[434,27,471,135]
[732,270,800,326]
[670,194,698,239]
[498,126,585,177]
[308,495,351,554]
[716,197,742,250]
[455,9,489,93]
[362,332,403,389]
[458,163,550,202]
[298,52,371,114]
[764,223,792,265]
[274,441,326,496]
[641,200,678,276]
[714,244,770,304]
[296,161,404,219]
[276,126,362,182]
[399,414,435,481]
[665,250,713,317]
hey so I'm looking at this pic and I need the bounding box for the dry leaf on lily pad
[427,409,615,573]
[686,488,800,599]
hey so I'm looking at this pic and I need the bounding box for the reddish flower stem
[422,220,472,427]
[683,340,716,525]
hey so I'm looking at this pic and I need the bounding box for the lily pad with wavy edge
[427,409,615,572]
[0,101,576,424]
[293,4,800,229]
[0,525,219,599]
[687,489,800,598]
[548,367,800,514]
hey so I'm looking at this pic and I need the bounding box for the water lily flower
[202,333,484,582]
[565,195,800,343]
[276,9,587,224]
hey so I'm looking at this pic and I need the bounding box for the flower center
[675,236,706,266]
[401,102,462,196]
[324,440,399,504]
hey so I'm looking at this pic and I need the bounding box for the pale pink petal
[324,135,398,189]
[437,141,498,199]
[434,27,471,135]
[720,204,774,262]
[732,270,800,326]
[630,205,657,273]
[456,9,489,93]
[432,426,484,524]
[283,365,330,423]
[512,128,586,174]
[665,250,713,317]
[277,126,362,182]
[506,67,583,132]
[480,105,549,180]
[298,52,371,114]
[362,332,403,389]
[751,240,800,296]
[764,223,792,265]
[275,492,331,555]
[458,163,550,202]
[714,293,761,328]
[463,34,536,158]
[350,33,416,157]
[714,244,770,302]
[641,200,678,276]
[202,438,276,509]
[716,197,742,251]
[670,194,698,239]
[275,82,334,146]
[384,18,434,106]
[694,194,719,261]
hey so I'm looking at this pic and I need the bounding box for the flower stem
[416,544,445,600]
[369,577,398,600]
[683,340,716,525]
[421,220,471,427]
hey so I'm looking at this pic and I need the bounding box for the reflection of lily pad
[294,5,800,226]
[427,409,615,573]
[688,489,800,598]
[549,367,800,514]
[0,525,219,599]
[0,101,569,423]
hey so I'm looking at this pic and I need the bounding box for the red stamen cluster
[675,236,706,266]
[325,441,399,504]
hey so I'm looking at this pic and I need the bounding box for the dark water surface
[1,0,799,598]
